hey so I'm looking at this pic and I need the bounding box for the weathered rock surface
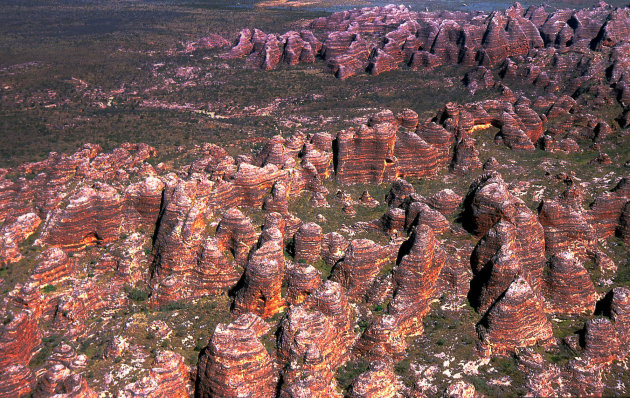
[477,276,553,355]
[196,313,277,398]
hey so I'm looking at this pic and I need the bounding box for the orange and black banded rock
[8,282,45,320]
[583,318,621,365]
[232,163,286,208]
[30,247,72,286]
[423,189,462,216]
[463,172,513,236]
[0,364,35,397]
[394,130,439,179]
[293,222,323,264]
[417,122,454,167]
[215,208,258,268]
[133,350,191,397]
[122,176,165,233]
[40,182,124,250]
[538,187,597,260]
[149,177,213,301]
[389,224,445,336]
[405,201,450,234]
[348,360,401,398]
[378,208,406,235]
[385,178,415,208]
[32,364,97,398]
[196,313,277,398]
[396,108,419,130]
[0,309,41,370]
[451,138,482,174]
[470,234,522,314]
[46,343,87,371]
[264,181,289,215]
[331,239,391,301]
[542,252,597,315]
[321,232,348,267]
[233,228,285,318]
[0,212,41,267]
[359,190,379,208]
[355,315,407,362]
[195,236,241,295]
[477,276,553,355]
[277,306,343,395]
[302,280,354,347]
[286,263,322,306]
[590,176,630,239]
[335,113,397,185]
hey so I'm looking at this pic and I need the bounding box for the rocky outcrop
[321,232,348,267]
[286,263,322,306]
[538,184,597,260]
[590,176,630,239]
[30,247,72,286]
[40,182,124,250]
[0,212,41,267]
[196,313,277,398]
[0,309,41,371]
[215,207,258,268]
[233,228,285,318]
[0,364,35,397]
[32,364,97,398]
[331,239,392,301]
[335,112,397,185]
[477,276,553,355]
[542,252,597,315]
[348,361,401,398]
[463,172,513,236]
[389,225,445,336]
[293,222,323,264]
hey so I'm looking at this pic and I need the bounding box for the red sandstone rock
[33,364,97,398]
[389,224,445,336]
[538,187,597,260]
[331,239,393,301]
[294,222,323,264]
[423,189,462,216]
[233,228,285,318]
[463,172,513,236]
[122,176,165,233]
[359,190,379,208]
[385,178,415,208]
[196,313,277,398]
[30,247,72,286]
[356,315,407,362]
[349,360,401,398]
[278,305,344,396]
[0,212,41,267]
[321,232,348,267]
[405,201,450,234]
[590,177,630,239]
[215,208,258,268]
[336,113,397,185]
[286,263,322,306]
[40,182,124,250]
[451,138,482,174]
[0,364,35,397]
[394,130,439,179]
[542,252,597,315]
[0,309,41,370]
[583,318,621,365]
[477,276,553,355]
